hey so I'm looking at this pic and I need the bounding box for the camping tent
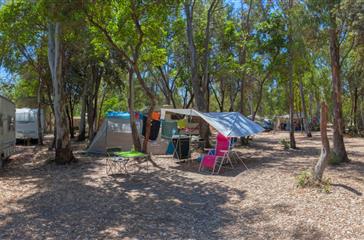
[160,109,264,137]
[87,111,169,155]
[87,112,142,154]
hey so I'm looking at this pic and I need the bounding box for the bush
[296,170,313,188]
[279,139,290,150]
[296,170,331,193]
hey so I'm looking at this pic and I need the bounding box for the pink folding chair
[199,133,234,174]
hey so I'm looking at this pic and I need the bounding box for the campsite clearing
[0,131,363,239]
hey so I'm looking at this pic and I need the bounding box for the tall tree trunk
[252,82,264,121]
[37,76,43,145]
[353,87,358,131]
[313,102,330,181]
[128,68,142,152]
[47,22,74,164]
[239,0,253,115]
[134,64,155,153]
[299,77,312,137]
[329,7,349,162]
[184,0,209,146]
[288,0,296,149]
[78,81,87,141]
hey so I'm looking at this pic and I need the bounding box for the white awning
[160,108,264,137]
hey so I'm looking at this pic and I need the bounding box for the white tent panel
[160,108,264,137]
[87,118,142,154]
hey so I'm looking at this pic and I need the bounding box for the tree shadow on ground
[0,158,253,239]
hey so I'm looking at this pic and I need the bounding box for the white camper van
[16,108,44,140]
[0,95,16,167]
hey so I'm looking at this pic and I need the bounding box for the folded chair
[199,133,234,174]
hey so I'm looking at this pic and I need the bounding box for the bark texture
[299,77,312,137]
[128,68,142,152]
[329,8,349,162]
[47,22,74,164]
[313,102,330,181]
[287,0,296,149]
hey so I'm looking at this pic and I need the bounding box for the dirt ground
[0,131,363,240]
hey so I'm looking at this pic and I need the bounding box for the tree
[313,102,330,181]
[328,1,349,162]
[47,22,75,163]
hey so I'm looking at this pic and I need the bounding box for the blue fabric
[166,141,174,154]
[107,111,131,119]
[106,111,142,120]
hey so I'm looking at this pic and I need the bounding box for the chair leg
[198,158,204,172]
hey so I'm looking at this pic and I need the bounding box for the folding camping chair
[199,133,234,174]
[228,138,249,170]
[105,148,125,175]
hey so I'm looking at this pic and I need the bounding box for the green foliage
[279,139,290,150]
[296,170,313,188]
[296,170,332,193]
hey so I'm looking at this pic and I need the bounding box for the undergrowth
[279,139,290,150]
[296,170,331,193]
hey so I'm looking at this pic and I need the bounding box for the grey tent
[87,115,142,154]
[87,111,168,155]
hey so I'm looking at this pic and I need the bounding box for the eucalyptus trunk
[288,0,296,149]
[329,8,349,162]
[128,68,142,152]
[47,22,74,164]
[184,1,209,146]
[78,81,87,141]
[37,76,43,145]
[313,102,330,181]
[299,77,312,137]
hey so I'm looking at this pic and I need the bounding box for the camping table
[106,151,149,175]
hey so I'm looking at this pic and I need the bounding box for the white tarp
[160,108,264,137]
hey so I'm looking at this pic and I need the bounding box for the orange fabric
[151,112,161,121]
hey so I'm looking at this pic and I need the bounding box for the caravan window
[16,111,36,123]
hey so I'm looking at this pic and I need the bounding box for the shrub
[279,139,290,150]
[296,170,332,193]
[296,170,313,188]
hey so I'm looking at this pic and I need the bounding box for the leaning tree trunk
[329,9,349,162]
[128,68,142,152]
[299,77,312,137]
[37,76,43,145]
[313,102,330,182]
[47,22,74,164]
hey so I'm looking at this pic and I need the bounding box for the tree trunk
[78,81,87,141]
[184,1,209,146]
[299,77,312,137]
[47,22,74,164]
[329,8,349,162]
[353,87,358,131]
[239,0,253,115]
[128,68,142,152]
[134,64,155,153]
[37,76,43,145]
[313,102,330,181]
[288,0,296,149]
[252,82,264,121]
